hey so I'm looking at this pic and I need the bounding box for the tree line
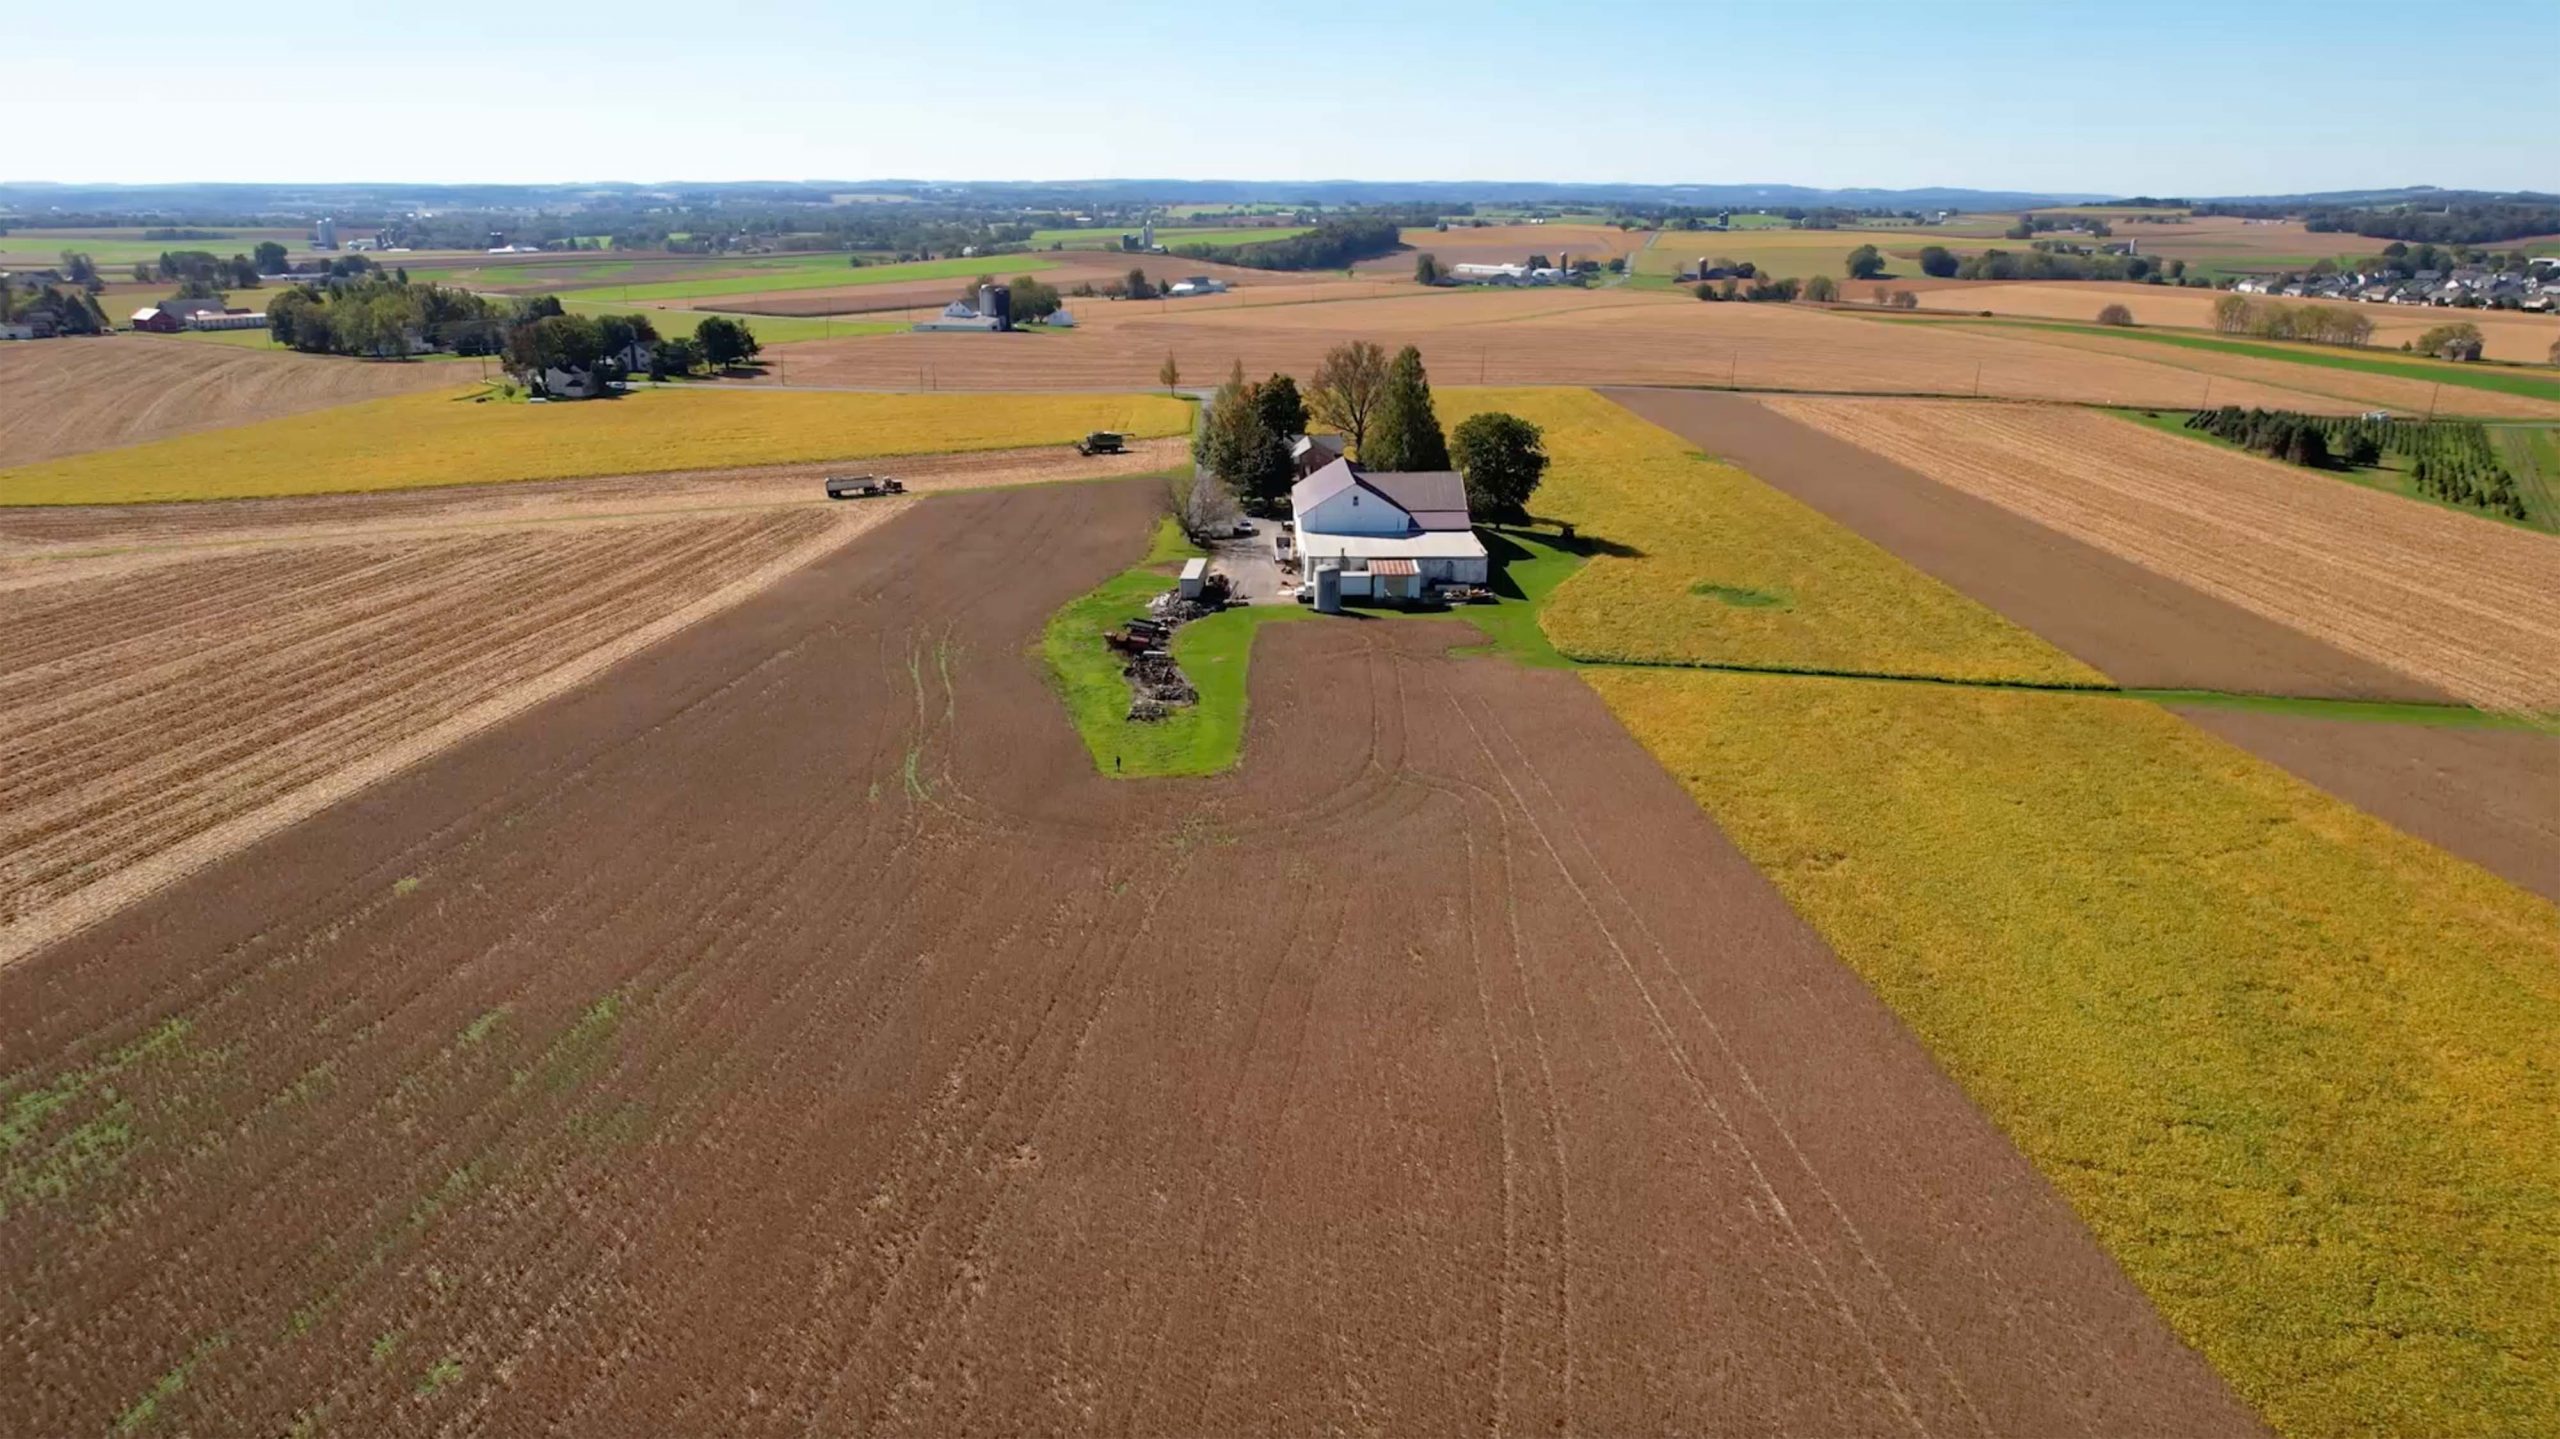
[265,277,759,382]
[2185,407,2527,520]
[1172,217,1404,271]
[2208,295,2376,347]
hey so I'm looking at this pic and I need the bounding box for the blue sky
[7,0,2553,195]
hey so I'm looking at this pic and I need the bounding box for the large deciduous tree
[1451,411,1548,525]
[1309,340,1389,456]
[1918,245,1958,278]
[1845,244,1885,280]
[1362,345,1449,472]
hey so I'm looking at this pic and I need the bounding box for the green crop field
[0,226,308,267]
[552,298,899,347]
[1632,229,1966,282]
[1025,226,1311,251]
[1438,388,2102,686]
[559,253,1057,304]
[1591,666,2560,1439]
[0,388,1192,504]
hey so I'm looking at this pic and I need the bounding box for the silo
[979,284,1012,331]
[1313,564,1342,614]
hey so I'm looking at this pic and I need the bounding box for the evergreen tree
[1362,346,1449,472]
[1254,373,1308,439]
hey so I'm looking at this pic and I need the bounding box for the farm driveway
[1,480,2256,1436]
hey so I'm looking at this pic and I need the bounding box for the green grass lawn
[2491,424,2560,521]
[1042,516,1586,778]
[1043,518,1304,778]
[2113,407,2558,534]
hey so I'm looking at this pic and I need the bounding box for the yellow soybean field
[0,388,1194,505]
[1440,388,2103,686]
[1590,666,2560,1439]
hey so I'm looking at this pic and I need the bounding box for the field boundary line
[0,503,902,973]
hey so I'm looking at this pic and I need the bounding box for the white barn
[1290,458,1487,602]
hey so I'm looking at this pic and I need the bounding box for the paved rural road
[2,480,2262,1436]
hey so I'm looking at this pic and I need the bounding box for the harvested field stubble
[1590,666,2560,1439]
[0,482,2256,1437]
[0,336,464,469]
[1445,388,2101,685]
[1957,323,2560,419]
[762,291,2395,411]
[0,506,892,964]
[1765,398,2560,712]
[1889,280,2560,366]
[0,387,1193,504]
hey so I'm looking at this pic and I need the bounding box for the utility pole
[2426,382,2440,421]
[1972,361,1983,398]
[2201,376,2212,408]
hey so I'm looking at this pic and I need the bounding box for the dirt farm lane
[0,481,2258,1435]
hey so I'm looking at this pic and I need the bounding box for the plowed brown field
[1765,398,2560,712]
[767,289,2390,412]
[0,336,467,468]
[0,481,2257,1436]
[0,505,896,966]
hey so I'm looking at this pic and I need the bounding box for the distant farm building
[914,284,1015,333]
[129,299,238,333]
[1290,457,1487,602]
[186,309,271,332]
[1166,276,1228,297]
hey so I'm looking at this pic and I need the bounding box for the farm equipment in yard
[825,475,905,499]
[1103,618,1170,654]
[1074,432,1127,457]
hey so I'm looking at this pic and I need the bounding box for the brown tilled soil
[1601,388,2453,702]
[0,480,2257,1437]
[0,335,467,468]
[1760,397,2560,713]
[2170,709,2560,903]
[0,506,896,965]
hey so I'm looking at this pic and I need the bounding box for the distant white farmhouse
[1289,457,1487,602]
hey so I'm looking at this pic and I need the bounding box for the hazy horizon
[9,0,2553,197]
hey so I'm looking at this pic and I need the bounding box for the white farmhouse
[1290,457,1487,602]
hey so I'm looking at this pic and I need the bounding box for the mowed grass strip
[1437,388,2102,686]
[1591,667,2560,1439]
[1042,518,1312,778]
[0,388,1191,504]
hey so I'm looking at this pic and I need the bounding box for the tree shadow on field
[1481,525,1642,604]
[1502,522,1644,559]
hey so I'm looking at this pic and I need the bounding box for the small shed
[1178,557,1209,600]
